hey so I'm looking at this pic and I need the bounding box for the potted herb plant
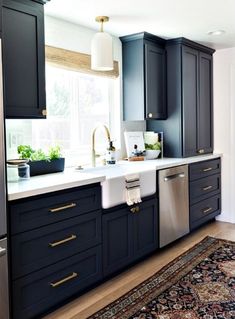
[17,145,65,176]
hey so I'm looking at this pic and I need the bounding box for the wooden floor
[44,221,235,319]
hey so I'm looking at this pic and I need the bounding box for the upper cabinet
[120,32,167,121]
[148,38,215,157]
[2,0,47,119]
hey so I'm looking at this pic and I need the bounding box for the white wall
[45,16,146,158]
[214,47,235,223]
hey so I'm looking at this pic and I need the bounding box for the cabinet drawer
[12,246,102,319]
[189,158,221,181]
[10,184,101,234]
[190,194,221,223]
[12,211,101,279]
[190,174,221,204]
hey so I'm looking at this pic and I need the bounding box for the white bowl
[145,150,161,160]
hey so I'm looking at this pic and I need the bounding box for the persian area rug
[89,237,235,319]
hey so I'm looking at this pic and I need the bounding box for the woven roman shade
[45,45,119,78]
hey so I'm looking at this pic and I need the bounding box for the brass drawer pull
[49,203,76,213]
[50,272,78,288]
[203,167,212,172]
[202,185,213,191]
[197,149,205,154]
[130,206,140,213]
[49,234,77,248]
[202,207,213,214]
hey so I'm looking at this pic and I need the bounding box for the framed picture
[124,131,145,157]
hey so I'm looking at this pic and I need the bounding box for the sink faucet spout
[92,124,111,167]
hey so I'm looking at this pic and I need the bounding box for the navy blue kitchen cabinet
[148,38,215,157]
[189,158,221,230]
[120,32,167,120]
[2,0,47,118]
[9,184,103,319]
[103,197,158,277]
[12,246,102,319]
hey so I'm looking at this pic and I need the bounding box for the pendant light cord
[100,19,104,32]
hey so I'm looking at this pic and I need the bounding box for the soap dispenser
[106,141,116,164]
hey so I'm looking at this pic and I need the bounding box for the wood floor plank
[44,220,235,319]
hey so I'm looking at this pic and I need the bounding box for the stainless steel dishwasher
[159,165,189,248]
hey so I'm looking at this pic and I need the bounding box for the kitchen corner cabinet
[103,197,158,277]
[148,38,215,158]
[2,0,47,119]
[120,32,167,121]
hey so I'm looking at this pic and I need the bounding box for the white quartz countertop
[7,153,222,201]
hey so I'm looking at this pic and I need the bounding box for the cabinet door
[145,43,167,119]
[103,208,133,276]
[2,0,46,118]
[197,52,213,154]
[182,46,198,157]
[133,199,158,260]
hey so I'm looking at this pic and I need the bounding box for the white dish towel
[125,173,142,206]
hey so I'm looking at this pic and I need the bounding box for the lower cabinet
[9,184,103,319]
[189,158,221,230]
[103,198,158,277]
[12,246,102,319]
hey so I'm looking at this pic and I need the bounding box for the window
[6,64,120,167]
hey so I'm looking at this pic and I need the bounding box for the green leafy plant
[17,145,34,160]
[17,145,62,161]
[145,142,161,151]
[31,149,48,161]
[48,145,62,160]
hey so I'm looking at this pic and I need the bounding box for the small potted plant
[17,145,65,176]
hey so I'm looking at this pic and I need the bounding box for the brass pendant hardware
[202,185,213,191]
[49,234,77,248]
[49,203,76,213]
[203,167,212,172]
[202,207,213,214]
[50,272,78,288]
[95,16,109,32]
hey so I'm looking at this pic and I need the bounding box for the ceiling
[45,0,235,49]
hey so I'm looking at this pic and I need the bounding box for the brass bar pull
[202,207,213,214]
[49,203,76,213]
[50,272,78,288]
[49,234,77,248]
[202,185,213,191]
[203,167,212,172]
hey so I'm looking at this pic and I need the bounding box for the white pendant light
[91,16,113,71]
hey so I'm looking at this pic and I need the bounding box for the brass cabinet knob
[197,149,205,154]
[42,109,47,116]
[130,206,140,213]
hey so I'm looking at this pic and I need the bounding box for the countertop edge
[7,154,222,201]
[8,175,106,201]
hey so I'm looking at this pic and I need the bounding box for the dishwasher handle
[0,247,6,257]
[164,173,185,182]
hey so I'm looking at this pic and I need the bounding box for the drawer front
[12,211,101,279]
[10,184,101,234]
[190,174,221,204]
[189,158,221,181]
[12,246,102,319]
[190,194,221,224]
